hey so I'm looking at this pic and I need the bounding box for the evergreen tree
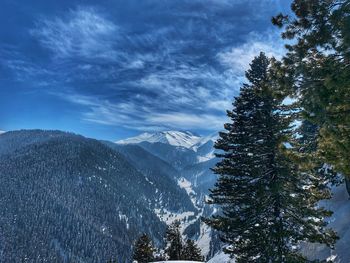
[182,239,204,262]
[272,0,350,193]
[205,53,337,262]
[165,220,183,260]
[132,234,155,263]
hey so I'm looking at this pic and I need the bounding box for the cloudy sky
[0,0,291,140]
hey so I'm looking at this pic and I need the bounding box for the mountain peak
[116,130,202,148]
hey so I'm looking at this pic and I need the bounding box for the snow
[207,251,234,263]
[0,130,5,135]
[197,150,215,163]
[196,223,212,256]
[177,178,198,207]
[154,208,195,226]
[116,131,201,149]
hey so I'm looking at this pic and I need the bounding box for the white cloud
[218,31,286,74]
[31,7,119,60]
[147,112,225,130]
[56,93,227,131]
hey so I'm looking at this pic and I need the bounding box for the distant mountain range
[0,130,220,262]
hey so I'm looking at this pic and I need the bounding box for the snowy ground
[207,251,234,263]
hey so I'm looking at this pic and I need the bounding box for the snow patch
[196,223,211,257]
[207,251,234,263]
[154,208,195,226]
[177,177,198,208]
[197,150,215,163]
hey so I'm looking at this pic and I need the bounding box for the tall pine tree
[132,234,155,263]
[205,52,337,262]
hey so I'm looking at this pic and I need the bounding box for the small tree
[182,239,204,262]
[132,234,155,263]
[165,220,183,260]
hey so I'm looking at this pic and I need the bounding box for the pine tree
[132,234,155,263]
[164,220,183,260]
[272,0,350,194]
[182,239,204,262]
[205,52,337,262]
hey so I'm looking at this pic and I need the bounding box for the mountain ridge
[116,131,203,149]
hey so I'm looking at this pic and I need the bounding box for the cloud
[147,112,225,130]
[31,7,119,61]
[217,31,286,74]
[1,0,292,136]
[56,92,227,131]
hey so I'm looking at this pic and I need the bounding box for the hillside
[0,130,193,262]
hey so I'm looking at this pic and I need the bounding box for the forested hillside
[0,130,195,262]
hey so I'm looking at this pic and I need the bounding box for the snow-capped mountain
[117,131,202,149]
[116,130,221,259]
[117,130,218,165]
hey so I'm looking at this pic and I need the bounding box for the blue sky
[0,0,291,141]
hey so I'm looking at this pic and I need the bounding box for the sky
[0,0,292,141]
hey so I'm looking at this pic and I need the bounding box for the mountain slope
[0,130,171,262]
[137,141,199,170]
[105,142,196,213]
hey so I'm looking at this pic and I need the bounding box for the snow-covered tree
[205,52,337,262]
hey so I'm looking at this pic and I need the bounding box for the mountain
[117,131,217,169]
[0,130,194,262]
[116,131,220,258]
[137,141,199,170]
[104,142,196,213]
[116,131,218,192]
[0,129,220,261]
[117,131,201,149]
[182,158,218,196]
